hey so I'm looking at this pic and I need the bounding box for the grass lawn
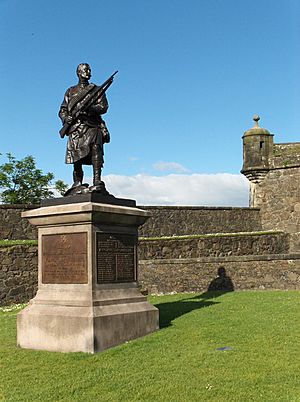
[0,240,37,247]
[0,291,299,401]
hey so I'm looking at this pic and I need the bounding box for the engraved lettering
[42,233,88,284]
[97,233,136,283]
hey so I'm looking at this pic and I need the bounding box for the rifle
[59,70,118,138]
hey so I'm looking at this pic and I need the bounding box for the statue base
[63,181,109,197]
[17,200,159,353]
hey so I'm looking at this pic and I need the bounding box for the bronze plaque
[97,233,136,283]
[42,233,88,284]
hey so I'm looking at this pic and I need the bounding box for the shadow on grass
[155,290,229,328]
[155,267,235,328]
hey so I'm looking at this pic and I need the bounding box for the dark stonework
[252,167,300,251]
[0,244,38,306]
[272,143,300,169]
[139,256,300,294]
[0,205,37,240]
[138,232,290,260]
[42,233,88,284]
[241,116,300,250]
[97,233,136,283]
[2,243,300,305]
[1,205,262,240]
[138,206,262,237]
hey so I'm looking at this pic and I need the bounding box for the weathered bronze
[97,233,136,283]
[59,64,117,196]
[42,233,88,284]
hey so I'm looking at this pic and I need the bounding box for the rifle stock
[59,122,70,138]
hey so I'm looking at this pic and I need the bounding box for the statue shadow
[206,266,234,293]
[155,267,234,328]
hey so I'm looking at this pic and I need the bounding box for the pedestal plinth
[17,196,159,353]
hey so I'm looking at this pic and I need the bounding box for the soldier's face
[79,65,91,80]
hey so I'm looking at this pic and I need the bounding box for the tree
[54,179,68,196]
[0,153,68,204]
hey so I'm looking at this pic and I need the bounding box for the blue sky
[1,0,300,205]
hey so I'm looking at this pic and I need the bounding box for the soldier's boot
[91,164,109,194]
[63,164,85,196]
[93,167,102,187]
[91,145,103,187]
[72,164,83,187]
[90,144,109,194]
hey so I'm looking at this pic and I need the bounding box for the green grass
[0,239,37,247]
[139,231,282,241]
[0,291,300,401]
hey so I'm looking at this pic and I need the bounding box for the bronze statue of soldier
[59,63,117,196]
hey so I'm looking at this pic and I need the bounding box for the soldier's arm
[89,93,109,115]
[58,89,72,124]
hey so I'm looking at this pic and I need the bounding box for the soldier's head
[76,63,91,81]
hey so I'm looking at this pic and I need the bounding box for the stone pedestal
[17,196,159,353]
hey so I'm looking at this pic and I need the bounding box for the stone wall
[138,206,262,237]
[0,205,37,240]
[0,244,38,306]
[0,194,297,304]
[0,204,262,240]
[253,166,300,251]
[1,231,297,305]
[138,231,299,293]
[272,143,300,169]
[139,254,300,294]
[139,232,290,260]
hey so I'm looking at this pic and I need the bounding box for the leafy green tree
[0,153,68,204]
[54,179,68,196]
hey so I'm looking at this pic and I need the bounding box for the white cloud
[102,173,249,206]
[153,161,189,173]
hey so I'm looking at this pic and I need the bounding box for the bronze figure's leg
[88,143,109,194]
[72,161,84,187]
[91,144,102,186]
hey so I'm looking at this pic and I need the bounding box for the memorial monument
[17,64,159,353]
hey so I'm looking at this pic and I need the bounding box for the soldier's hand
[103,133,110,144]
[79,111,88,118]
[64,115,73,124]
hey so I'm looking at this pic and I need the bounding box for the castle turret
[241,115,273,184]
